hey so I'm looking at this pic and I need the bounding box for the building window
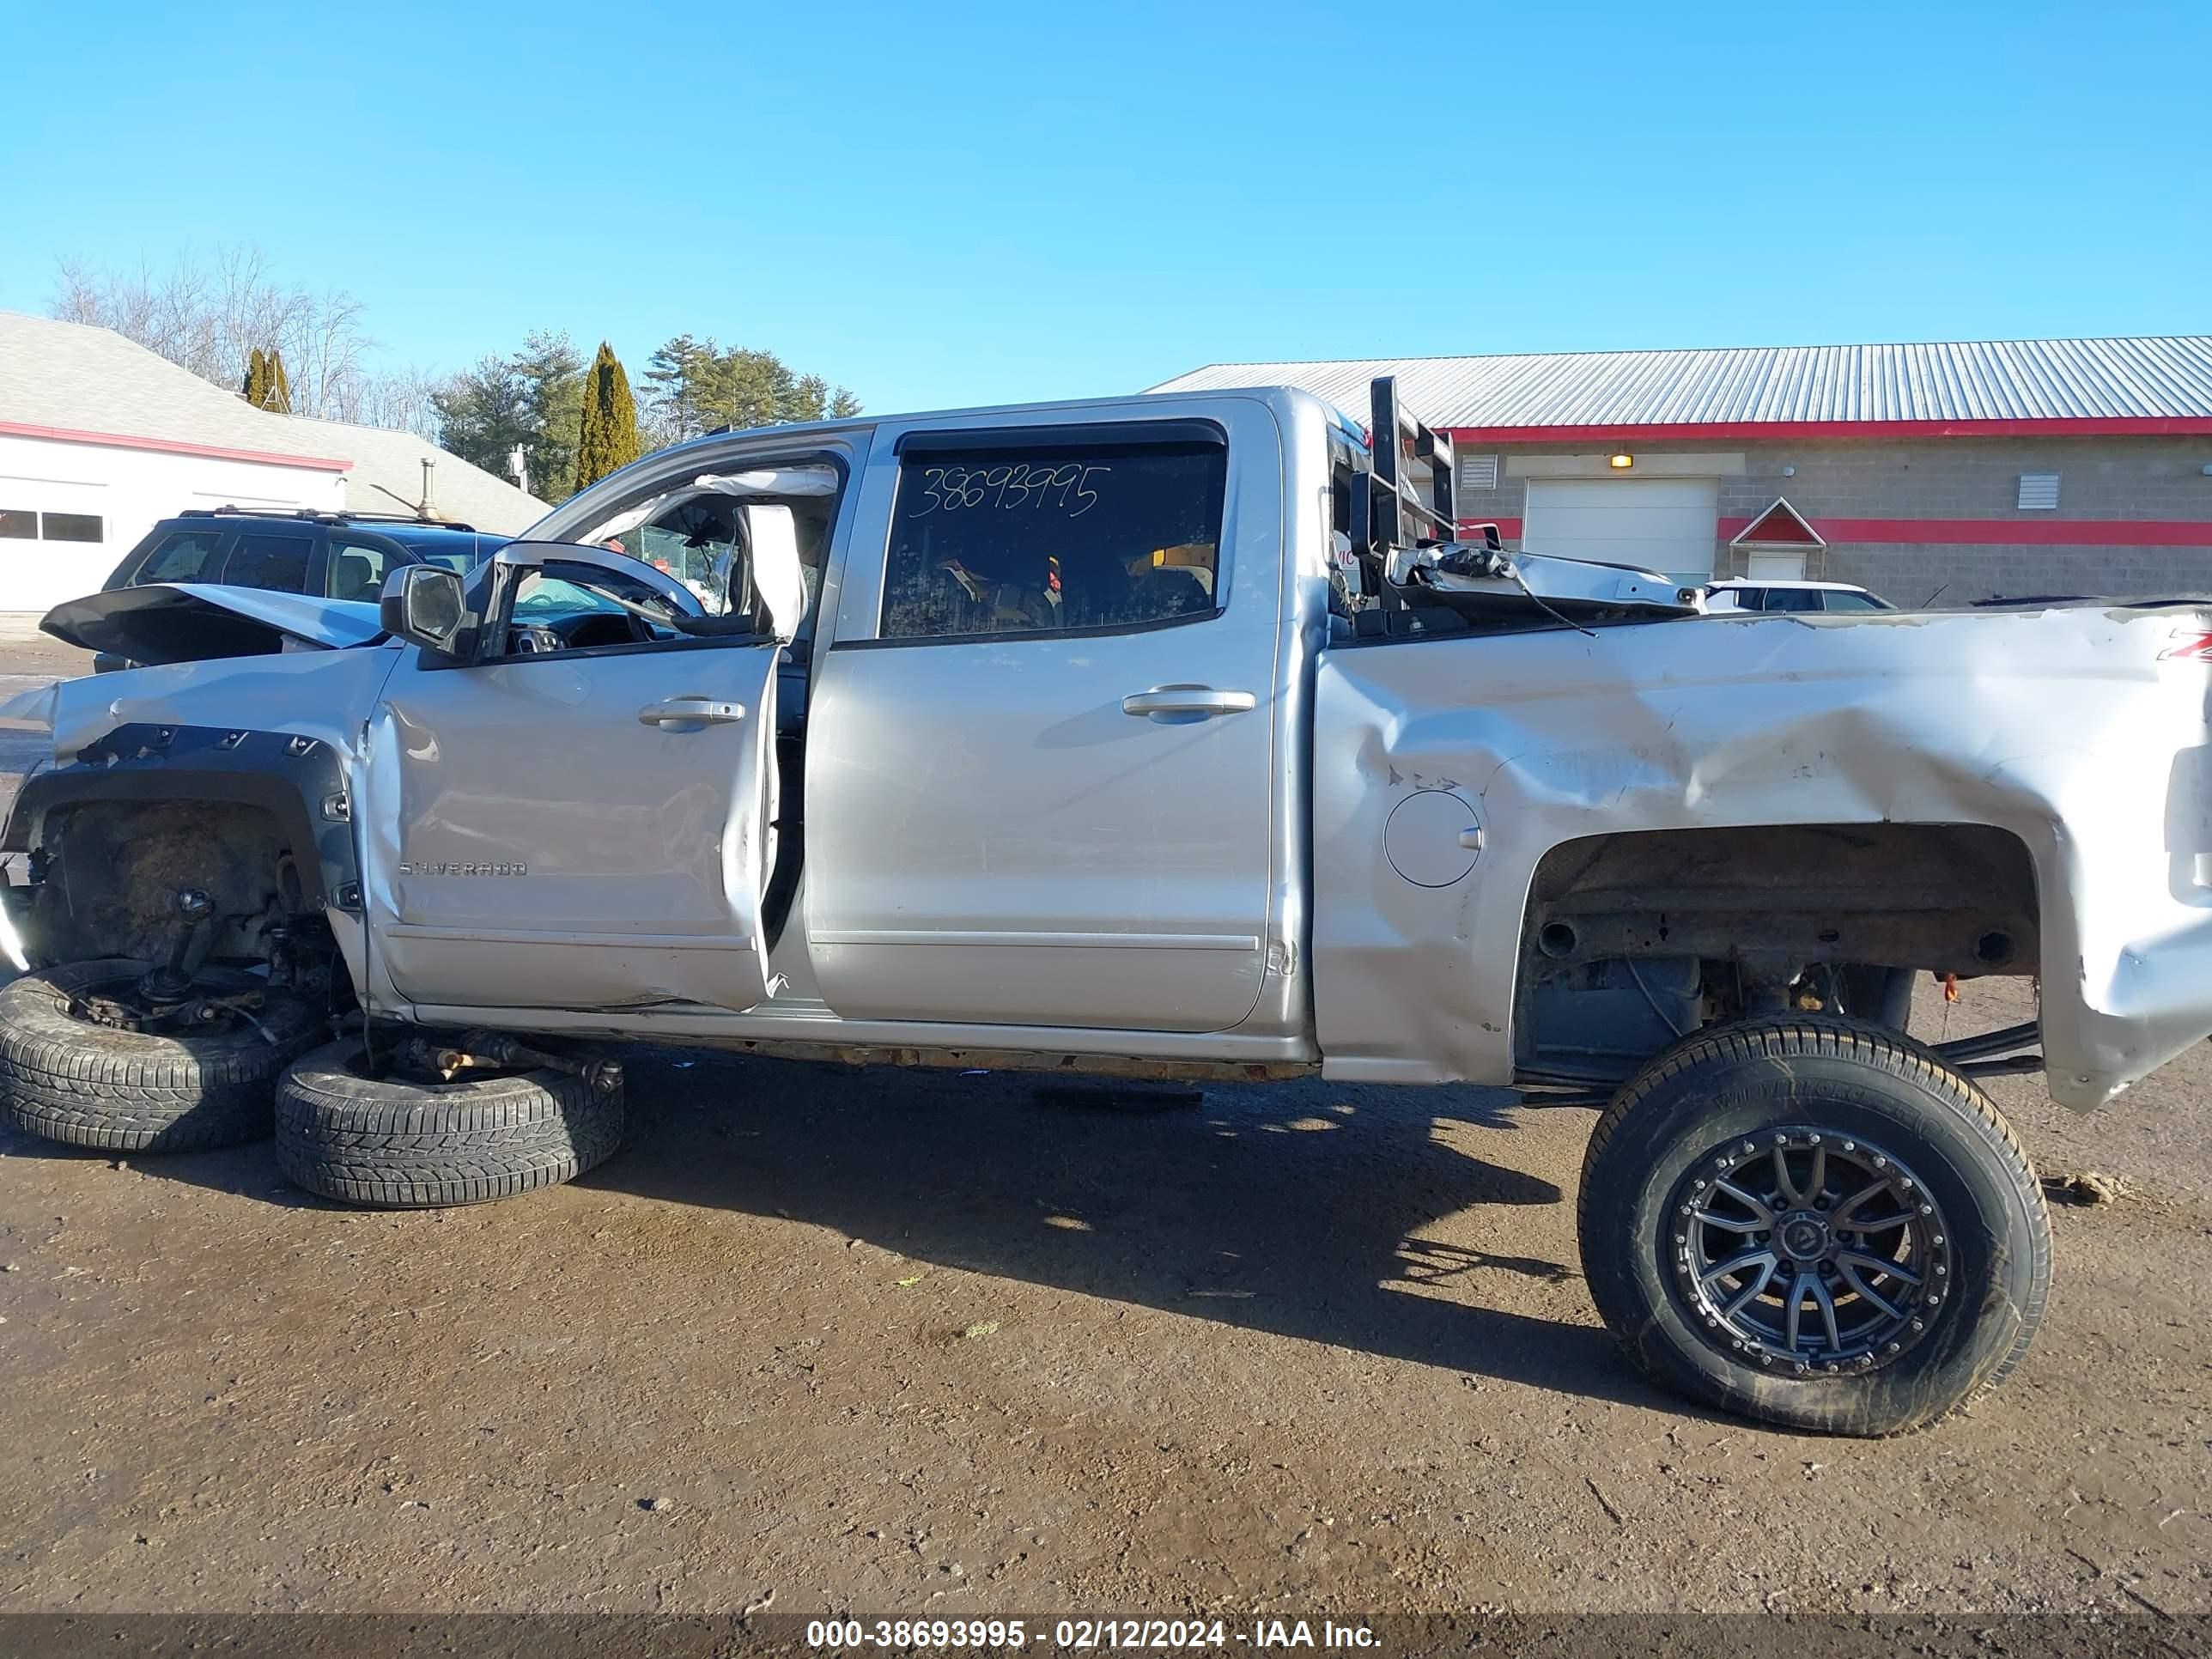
[1458,454,1500,494]
[40,513,104,543]
[2017,472,2061,511]
[0,509,34,540]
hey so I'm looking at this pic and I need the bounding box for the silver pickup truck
[4,377,2209,1437]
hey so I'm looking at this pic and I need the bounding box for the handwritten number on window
[908,461,1109,519]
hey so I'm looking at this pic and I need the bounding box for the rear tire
[1578,1016,2051,1436]
[276,1039,624,1208]
[0,958,321,1152]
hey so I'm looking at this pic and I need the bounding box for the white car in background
[1705,578,1894,613]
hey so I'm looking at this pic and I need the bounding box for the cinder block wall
[1452,435,2212,606]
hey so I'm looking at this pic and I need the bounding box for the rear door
[804,403,1284,1033]
[362,545,784,1015]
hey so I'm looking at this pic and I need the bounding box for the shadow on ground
[2,1044,1670,1414]
[582,1049,1657,1411]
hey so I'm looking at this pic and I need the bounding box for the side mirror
[380,564,469,659]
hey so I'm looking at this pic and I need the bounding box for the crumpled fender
[0,680,57,734]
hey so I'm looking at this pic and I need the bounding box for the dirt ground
[0,635,2207,1620]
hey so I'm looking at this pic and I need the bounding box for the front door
[362,548,782,1015]
[805,409,1283,1033]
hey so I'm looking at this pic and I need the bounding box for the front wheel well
[27,798,318,969]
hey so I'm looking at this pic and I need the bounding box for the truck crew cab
[4,378,2209,1437]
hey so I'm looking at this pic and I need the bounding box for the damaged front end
[0,583,405,1028]
[40,582,386,667]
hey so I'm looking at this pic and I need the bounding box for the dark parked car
[90,507,507,672]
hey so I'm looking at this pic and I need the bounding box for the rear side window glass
[1761,586,1820,612]
[880,439,1226,641]
[222,533,314,592]
[137,528,228,582]
[0,509,33,540]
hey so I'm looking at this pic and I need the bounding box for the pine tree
[512,331,583,499]
[263,348,292,414]
[242,346,293,412]
[574,342,642,494]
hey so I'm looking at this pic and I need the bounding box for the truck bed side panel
[1310,605,2212,1109]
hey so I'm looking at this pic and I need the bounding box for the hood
[40,583,386,665]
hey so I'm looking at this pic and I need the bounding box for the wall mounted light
[1608,453,1634,470]
[2202,463,2212,477]
[1781,465,1796,477]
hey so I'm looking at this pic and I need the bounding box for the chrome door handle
[638,696,746,728]
[1119,685,1257,722]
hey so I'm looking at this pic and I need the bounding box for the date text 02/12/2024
[804,1618,1378,1649]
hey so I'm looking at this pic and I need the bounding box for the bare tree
[51,246,386,424]
[340,365,452,441]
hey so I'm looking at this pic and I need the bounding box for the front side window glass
[880,439,1226,641]
[1822,590,1887,611]
[325,537,396,600]
[500,559,690,655]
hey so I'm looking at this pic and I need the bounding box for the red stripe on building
[0,420,353,472]
[1717,517,2212,547]
[1444,416,2212,444]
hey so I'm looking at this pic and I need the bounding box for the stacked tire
[0,961,623,1208]
[274,1041,624,1208]
[0,960,321,1152]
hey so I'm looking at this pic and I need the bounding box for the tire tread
[275,1040,623,1209]
[0,960,320,1152]
[1577,1015,2051,1436]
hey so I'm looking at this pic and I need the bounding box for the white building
[0,312,546,613]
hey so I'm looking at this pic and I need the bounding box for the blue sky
[3,0,2205,415]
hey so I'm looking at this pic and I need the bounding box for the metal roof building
[1154,337,2212,605]
[1152,337,2212,438]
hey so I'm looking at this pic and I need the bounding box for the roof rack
[179,507,479,532]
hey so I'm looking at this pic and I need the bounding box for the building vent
[1458,453,1500,495]
[2017,472,2061,510]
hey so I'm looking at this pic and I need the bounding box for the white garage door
[1522,478,1719,580]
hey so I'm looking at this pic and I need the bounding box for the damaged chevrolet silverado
[3,378,2209,1437]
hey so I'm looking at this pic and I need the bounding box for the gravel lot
[0,632,2207,1620]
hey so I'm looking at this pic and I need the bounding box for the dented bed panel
[1311,606,2212,1109]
